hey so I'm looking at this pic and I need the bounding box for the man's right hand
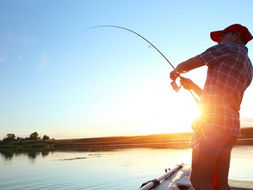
[180,77,194,90]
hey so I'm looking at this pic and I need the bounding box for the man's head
[210,24,253,45]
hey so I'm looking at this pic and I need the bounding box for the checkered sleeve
[199,43,229,67]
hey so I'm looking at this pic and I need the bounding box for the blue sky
[1,0,253,139]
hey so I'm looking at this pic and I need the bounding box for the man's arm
[180,77,202,97]
[170,56,205,80]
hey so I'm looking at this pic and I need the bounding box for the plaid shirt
[198,42,253,136]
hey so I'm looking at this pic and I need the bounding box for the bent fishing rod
[90,25,199,103]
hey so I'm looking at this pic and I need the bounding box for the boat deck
[148,165,253,190]
[230,180,253,190]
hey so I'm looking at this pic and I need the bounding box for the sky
[1,0,253,139]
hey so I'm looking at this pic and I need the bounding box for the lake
[0,145,253,190]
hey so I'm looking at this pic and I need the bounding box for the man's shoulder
[204,42,230,53]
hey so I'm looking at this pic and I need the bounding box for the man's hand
[180,77,194,90]
[170,69,180,81]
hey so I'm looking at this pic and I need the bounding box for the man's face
[219,32,239,43]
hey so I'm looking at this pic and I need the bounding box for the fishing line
[89,25,199,103]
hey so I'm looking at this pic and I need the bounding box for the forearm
[190,82,203,97]
[175,56,205,73]
[180,77,203,97]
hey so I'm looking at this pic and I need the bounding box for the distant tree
[29,132,39,140]
[2,133,16,143]
[16,137,23,141]
[42,135,50,140]
[6,133,16,140]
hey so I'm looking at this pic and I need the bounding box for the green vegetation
[0,132,55,150]
[1,127,253,151]
[0,132,52,144]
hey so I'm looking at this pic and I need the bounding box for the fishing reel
[171,77,200,104]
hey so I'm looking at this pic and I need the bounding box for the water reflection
[0,149,51,161]
[0,143,190,162]
[0,150,15,160]
[0,146,252,190]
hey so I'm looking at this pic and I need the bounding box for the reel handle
[171,80,181,92]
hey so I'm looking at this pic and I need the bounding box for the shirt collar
[220,41,248,53]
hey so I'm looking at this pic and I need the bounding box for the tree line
[0,132,53,144]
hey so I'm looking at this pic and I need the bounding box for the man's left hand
[170,69,180,81]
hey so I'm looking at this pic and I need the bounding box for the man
[170,24,253,190]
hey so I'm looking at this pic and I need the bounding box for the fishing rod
[90,25,199,103]
[90,25,175,69]
[140,164,183,190]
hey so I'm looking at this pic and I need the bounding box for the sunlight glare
[105,80,200,135]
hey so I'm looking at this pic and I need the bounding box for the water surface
[0,146,252,190]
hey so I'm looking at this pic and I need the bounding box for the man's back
[198,42,253,135]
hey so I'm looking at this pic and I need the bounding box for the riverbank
[1,127,253,151]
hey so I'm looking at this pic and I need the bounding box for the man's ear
[234,32,243,43]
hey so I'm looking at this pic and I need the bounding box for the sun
[105,80,200,135]
[142,90,200,134]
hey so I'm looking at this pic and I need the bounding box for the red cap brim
[210,24,253,44]
[210,30,224,42]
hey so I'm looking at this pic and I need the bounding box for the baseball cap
[210,24,253,44]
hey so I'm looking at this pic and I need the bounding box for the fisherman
[170,24,253,190]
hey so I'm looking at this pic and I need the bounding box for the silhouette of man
[170,24,253,190]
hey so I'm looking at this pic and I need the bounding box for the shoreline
[1,129,253,152]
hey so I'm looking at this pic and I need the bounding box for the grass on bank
[1,127,253,151]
